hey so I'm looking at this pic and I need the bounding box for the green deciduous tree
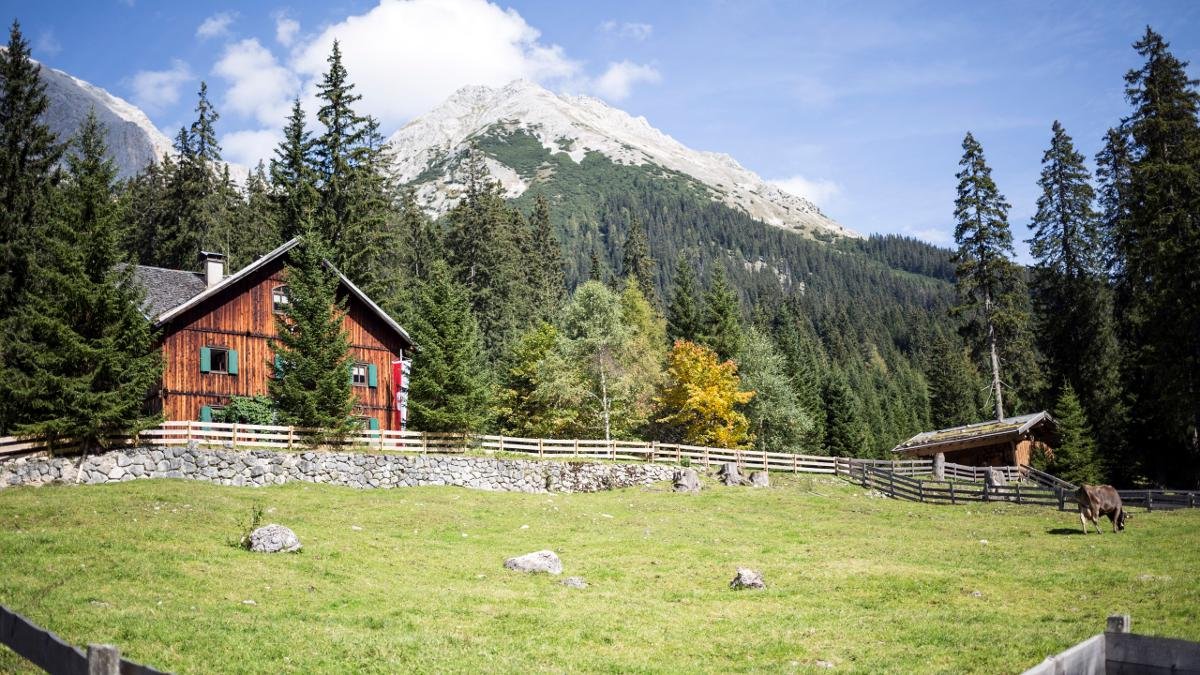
[738,327,816,453]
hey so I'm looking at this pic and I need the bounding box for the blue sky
[6,0,1200,251]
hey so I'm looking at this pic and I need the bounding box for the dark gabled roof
[130,265,207,318]
[891,411,1056,455]
[151,238,415,349]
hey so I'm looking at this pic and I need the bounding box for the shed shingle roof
[891,411,1055,454]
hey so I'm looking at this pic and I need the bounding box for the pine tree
[189,81,221,163]
[701,265,744,361]
[1045,384,1103,485]
[667,253,703,342]
[1027,121,1123,458]
[1114,27,1200,482]
[271,98,319,241]
[621,212,656,302]
[400,259,493,433]
[1096,127,1133,276]
[923,329,980,428]
[268,237,356,439]
[0,111,160,448]
[0,20,64,316]
[951,132,1040,419]
[526,194,566,319]
[772,305,827,448]
[822,370,869,457]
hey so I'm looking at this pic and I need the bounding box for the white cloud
[289,0,581,130]
[906,226,953,245]
[213,39,298,127]
[599,20,653,41]
[222,129,280,169]
[770,175,842,208]
[592,60,660,101]
[36,30,62,56]
[129,60,193,111]
[197,12,236,40]
[274,13,300,47]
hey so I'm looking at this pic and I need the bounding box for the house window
[272,285,291,313]
[200,346,237,375]
[352,363,370,387]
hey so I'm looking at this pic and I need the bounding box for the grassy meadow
[0,474,1197,673]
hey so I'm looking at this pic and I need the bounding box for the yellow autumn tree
[655,340,755,448]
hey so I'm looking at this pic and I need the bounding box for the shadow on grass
[1046,527,1086,535]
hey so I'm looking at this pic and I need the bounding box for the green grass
[1,475,1198,673]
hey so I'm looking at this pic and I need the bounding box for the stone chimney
[199,251,226,288]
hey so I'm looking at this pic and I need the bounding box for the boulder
[503,550,562,575]
[983,468,1007,488]
[673,468,701,493]
[248,524,302,553]
[748,471,769,488]
[717,462,743,486]
[730,567,766,590]
[561,576,588,589]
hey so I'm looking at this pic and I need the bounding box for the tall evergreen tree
[951,132,1040,419]
[923,329,980,428]
[822,370,869,457]
[270,98,319,241]
[1114,28,1200,482]
[1042,384,1103,485]
[667,253,703,342]
[400,259,493,433]
[0,20,64,316]
[269,237,356,439]
[0,111,160,447]
[701,265,744,361]
[526,194,566,319]
[1027,121,1123,459]
[621,212,656,302]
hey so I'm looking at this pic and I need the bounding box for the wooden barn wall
[158,260,408,429]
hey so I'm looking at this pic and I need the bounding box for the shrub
[214,396,276,425]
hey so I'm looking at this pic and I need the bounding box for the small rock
[979,539,989,545]
[673,468,701,493]
[730,567,766,590]
[748,471,769,488]
[601,513,614,519]
[248,524,302,553]
[519,524,529,530]
[814,660,835,669]
[504,550,563,575]
[242,599,256,606]
[561,576,588,589]
[350,525,363,531]
[970,590,983,598]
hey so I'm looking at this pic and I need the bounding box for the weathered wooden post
[1146,490,1153,512]
[87,644,120,675]
[949,481,956,505]
[538,438,544,458]
[649,440,657,462]
[1106,614,1132,634]
[933,452,945,481]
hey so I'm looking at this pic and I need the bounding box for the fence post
[1146,490,1153,512]
[950,481,956,505]
[918,481,924,503]
[793,454,799,474]
[421,433,428,455]
[498,436,505,454]
[1016,482,1022,505]
[186,420,193,445]
[573,439,579,458]
[538,438,543,459]
[1057,487,1065,511]
[649,440,657,462]
[287,426,294,450]
[87,644,120,675]
[888,470,895,499]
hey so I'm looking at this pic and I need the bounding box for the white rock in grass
[561,576,588,589]
[248,524,302,553]
[504,550,563,575]
[673,468,701,493]
[729,567,766,590]
[748,471,769,488]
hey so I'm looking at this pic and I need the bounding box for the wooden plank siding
[158,259,408,429]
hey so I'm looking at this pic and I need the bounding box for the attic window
[272,285,291,313]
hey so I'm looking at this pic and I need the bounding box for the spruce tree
[1045,384,1103,485]
[1,111,160,448]
[0,20,64,315]
[923,329,980,428]
[822,370,869,457]
[1115,27,1200,482]
[269,237,356,439]
[667,253,703,342]
[701,265,744,361]
[400,259,492,433]
[526,194,566,318]
[271,98,319,241]
[1027,121,1123,456]
[951,132,1039,419]
[621,212,656,302]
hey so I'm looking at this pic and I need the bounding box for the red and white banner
[393,358,412,431]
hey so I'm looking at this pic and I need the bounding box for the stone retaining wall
[0,445,677,493]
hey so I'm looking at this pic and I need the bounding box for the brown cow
[1075,485,1129,534]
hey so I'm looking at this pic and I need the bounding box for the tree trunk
[986,290,1005,420]
[600,367,611,442]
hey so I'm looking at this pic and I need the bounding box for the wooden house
[890,412,1058,467]
[133,239,414,430]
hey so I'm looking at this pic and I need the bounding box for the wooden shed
[133,238,414,430]
[891,412,1058,467]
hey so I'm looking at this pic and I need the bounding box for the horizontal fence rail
[0,604,165,675]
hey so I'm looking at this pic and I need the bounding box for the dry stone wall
[0,445,676,493]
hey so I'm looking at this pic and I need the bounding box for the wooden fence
[1023,614,1200,674]
[849,462,1069,508]
[0,604,164,674]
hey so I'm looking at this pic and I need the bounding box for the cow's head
[1117,510,1131,531]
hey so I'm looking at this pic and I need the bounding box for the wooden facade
[150,244,413,430]
[891,412,1057,467]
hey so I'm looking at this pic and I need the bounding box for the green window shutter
[200,347,212,373]
[367,363,378,388]
[368,417,380,430]
[274,354,283,376]
[200,405,212,422]
[227,349,239,375]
